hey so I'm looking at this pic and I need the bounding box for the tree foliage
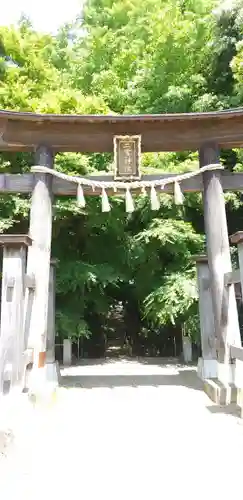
[1,0,243,354]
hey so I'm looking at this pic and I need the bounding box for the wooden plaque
[114,135,141,180]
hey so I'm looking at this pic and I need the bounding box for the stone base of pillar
[203,378,236,405]
[197,358,218,379]
[203,378,243,408]
[217,362,235,385]
[198,358,243,385]
[46,361,61,387]
[199,358,243,414]
[236,388,243,418]
[234,359,243,387]
[27,361,60,406]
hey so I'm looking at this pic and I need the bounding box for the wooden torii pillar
[26,146,54,394]
[194,255,217,379]
[199,144,241,396]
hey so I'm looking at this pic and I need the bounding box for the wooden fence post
[26,145,54,394]
[230,231,243,295]
[46,259,60,386]
[200,144,241,387]
[229,232,243,391]
[194,255,217,379]
[0,235,31,394]
[46,259,57,364]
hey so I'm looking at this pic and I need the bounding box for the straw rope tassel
[141,186,147,197]
[31,164,224,194]
[101,187,111,212]
[77,183,86,207]
[174,181,184,205]
[150,185,160,210]
[125,187,134,213]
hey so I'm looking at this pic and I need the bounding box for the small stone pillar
[182,335,192,363]
[63,339,72,366]
[0,235,32,393]
[194,255,217,379]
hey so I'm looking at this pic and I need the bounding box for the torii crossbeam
[0,108,243,402]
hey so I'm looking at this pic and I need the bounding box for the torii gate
[1,108,243,405]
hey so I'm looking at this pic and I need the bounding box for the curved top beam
[1,108,243,153]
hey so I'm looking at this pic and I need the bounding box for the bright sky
[1,0,83,33]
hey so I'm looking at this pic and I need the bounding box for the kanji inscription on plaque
[114,135,141,180]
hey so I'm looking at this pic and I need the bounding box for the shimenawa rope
[31,163,223,212]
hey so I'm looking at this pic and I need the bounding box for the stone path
[1,359,243,499]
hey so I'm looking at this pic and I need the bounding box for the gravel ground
[1,358,243,500]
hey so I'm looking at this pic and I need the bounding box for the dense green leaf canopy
[1,0,243,353]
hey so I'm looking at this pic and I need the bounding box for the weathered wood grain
[0,171,243,195]
[200,144,241,366]
[224,269,241,286]
[194,255,216,361]
[46,259,57,364]
[230,234,243,307]
[26,146,53,375]
[0,234,32,246]
[0,236,31,392]
[230,345,243,362]
[2,108,243,152]
[230,232,243,245]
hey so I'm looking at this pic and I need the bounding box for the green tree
[73,0,217,113]
[2,2,243,356]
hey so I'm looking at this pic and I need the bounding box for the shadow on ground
[60,368,203,392]
[68,356,191,368]
[206,404,241,418]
